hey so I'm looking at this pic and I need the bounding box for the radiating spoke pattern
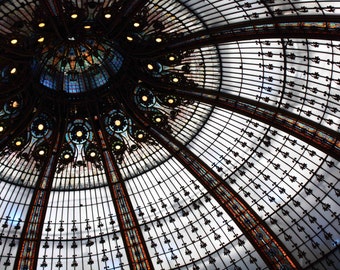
[0,1,339,270]
[14,119,64,270]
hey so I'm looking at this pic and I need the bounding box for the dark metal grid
[0,1,337,267]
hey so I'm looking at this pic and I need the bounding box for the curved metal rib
[132,15,340,57]
[140,76,340,160]
[113,86,303,270]
[13,107,67,270]
[88,105,155,270]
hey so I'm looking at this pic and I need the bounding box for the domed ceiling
[0,0,339,269]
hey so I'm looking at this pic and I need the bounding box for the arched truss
[0,1,339,270]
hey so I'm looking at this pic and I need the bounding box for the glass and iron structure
[0,0,339,269]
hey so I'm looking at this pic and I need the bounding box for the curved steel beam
[89,106,155,270]
[131,15,340,57]
[114,87,302,270]
[140,76,340,160]
[13,107,67,270]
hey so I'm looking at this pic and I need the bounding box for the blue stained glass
[40,73,56,90]
[109,54,124,73]
[87,70,109,89]
[37,40,123,93]
[69,48,75,56]
[63,74,85,93]
[93,72,108,87]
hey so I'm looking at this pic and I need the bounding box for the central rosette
[0,1,214,181]
[37,38,123,94]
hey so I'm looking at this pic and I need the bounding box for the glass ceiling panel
[186,106,339,267]
[0,151,40,187]
[0,0,339,269]
[126,156,268,269]
[52,160,108,190]
[179,0,269,26]
[216,38,340,132]
[37,186,129,269]
[146,0,204,34]
[0,182,33,266]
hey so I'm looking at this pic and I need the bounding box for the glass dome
[37,39,124,94]
[0,1,339,270]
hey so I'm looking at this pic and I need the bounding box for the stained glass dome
[0,1,339,270]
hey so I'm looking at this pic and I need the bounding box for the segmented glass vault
[0,1,339,270]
